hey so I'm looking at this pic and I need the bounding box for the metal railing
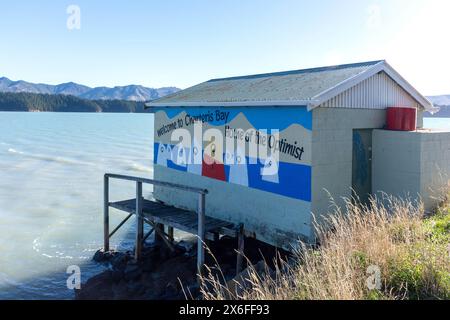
[103,173,208,271]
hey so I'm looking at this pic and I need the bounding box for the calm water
[424,117,450,131]
[0,113,448,299]
[0,112,155,299]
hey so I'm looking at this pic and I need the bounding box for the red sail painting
[202,153,226,181]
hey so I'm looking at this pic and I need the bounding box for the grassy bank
[199,189,450,300]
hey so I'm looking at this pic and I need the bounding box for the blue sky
[0,0,449,95]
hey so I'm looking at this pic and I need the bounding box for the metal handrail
[104,173,208,195]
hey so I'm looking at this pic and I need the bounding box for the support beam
[236,224,245,275]
[154,226,175,252]
[154,223,164,246]
[103,175,110,252]
[143,228,155,242]
[109,213,133,239]
[168,226,174,242]
[197,193,206,276]
[135,181,144,261]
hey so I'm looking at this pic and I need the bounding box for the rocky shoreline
[75,236,286,300]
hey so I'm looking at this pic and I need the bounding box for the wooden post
[103,175,110,252]
[154,223,164,246]
[135,181,144,261]
[197,193,206,276]
[167,226,174,242]
[236,224,245,275]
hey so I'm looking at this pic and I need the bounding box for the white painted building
[146,60,448,248]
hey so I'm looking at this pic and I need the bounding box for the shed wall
[372,130,450,211]
[420,132,450,209]
[372,130,421,202]
[153,106,314,248]
[310,108,386,231]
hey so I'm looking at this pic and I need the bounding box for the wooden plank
[109,198,237,242]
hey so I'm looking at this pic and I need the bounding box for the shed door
[352,129,373,204]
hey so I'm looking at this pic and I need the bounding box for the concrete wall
[372,130,450,211]
[154,166,312,247]
[310,108,386,230]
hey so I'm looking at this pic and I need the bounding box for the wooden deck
[110,198,236,241]
[103,173,246,277]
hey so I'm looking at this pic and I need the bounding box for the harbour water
[0,112,154,299]
[0,113,448,299]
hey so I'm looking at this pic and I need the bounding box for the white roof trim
[146,100,317,108]
[309,60,437,113]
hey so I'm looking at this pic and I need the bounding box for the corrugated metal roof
[146,60,435,112]
[152,60,383,104]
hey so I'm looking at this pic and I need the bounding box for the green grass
[200,193,450,300]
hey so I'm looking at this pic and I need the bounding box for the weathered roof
[146,60,435,112]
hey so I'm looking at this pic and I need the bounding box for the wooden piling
[103,175,110,252]
[168,226,174,242]
[236,224,245,275]
[135,181,144,261]
[197,193,206,276]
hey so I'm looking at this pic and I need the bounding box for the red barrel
[386,107,417,131]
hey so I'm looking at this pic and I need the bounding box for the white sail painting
[187,137,202,175]
[226,147,248,187]
[261,155,279,184]
[171,143,188,168]
[156,144,172,167]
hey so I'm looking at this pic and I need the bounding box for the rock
[110,252,128,271]
[83,236,285,300]
[111,280,129,299]
[219,263,234,275]
[124,264,141,281]
[93,250,109,263]
[111,269,124,283]
[226,261,272,298]
[178,240,195,253]
[75,270,114,300]
[142,259,155,272]
[160,282,181,300]
[127,281,145,296]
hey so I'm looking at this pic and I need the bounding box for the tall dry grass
[198,190,450,300]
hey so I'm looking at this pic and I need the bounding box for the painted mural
[154,107,312,202]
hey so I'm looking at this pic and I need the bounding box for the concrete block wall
[372,130,422,202]
[154,166,312,247]
[372,130,450,212]
[419,131,450,209]
[311,108,386,229]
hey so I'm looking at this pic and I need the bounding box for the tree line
[0,92,148,113]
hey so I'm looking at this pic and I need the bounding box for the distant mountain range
[425,95,450,117]
[0,75,448,117]
[0,76,180,102]
[427,95,450,106]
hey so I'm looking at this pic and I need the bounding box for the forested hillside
[0,92,147,113]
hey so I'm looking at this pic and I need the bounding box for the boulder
[124,263,142,281]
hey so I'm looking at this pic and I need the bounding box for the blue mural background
[154,107,312,202]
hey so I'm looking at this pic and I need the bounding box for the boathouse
[142,60,448,250]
